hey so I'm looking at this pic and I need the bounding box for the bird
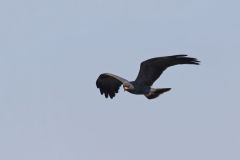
[96,55,200,99]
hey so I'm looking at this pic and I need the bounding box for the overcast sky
[0,0,240,160]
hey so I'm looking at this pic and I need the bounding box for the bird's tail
[144,88,171,99]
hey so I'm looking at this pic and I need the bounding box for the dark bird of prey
[96,55,200,99]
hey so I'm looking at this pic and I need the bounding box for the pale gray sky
[0,0,239,160]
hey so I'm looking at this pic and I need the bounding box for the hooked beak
[123,86,128,91]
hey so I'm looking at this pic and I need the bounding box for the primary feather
[96,73,129,98]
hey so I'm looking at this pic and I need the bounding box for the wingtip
[191,58,201,65]
[174,55,200,64]
[180,56,201,65]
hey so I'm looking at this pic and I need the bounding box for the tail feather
[144,88,171,99]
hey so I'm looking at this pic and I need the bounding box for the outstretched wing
[96,73,129,99]
[135,55,200,86]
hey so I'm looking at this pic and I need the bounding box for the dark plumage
[96,55,200,99]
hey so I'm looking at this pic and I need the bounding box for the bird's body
[96,55,200,99]
[127,81,150,95]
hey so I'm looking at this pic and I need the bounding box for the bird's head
[123,82,134,91]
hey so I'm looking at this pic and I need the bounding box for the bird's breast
[128,85,150,95]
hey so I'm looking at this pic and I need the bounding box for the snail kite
[96,55,200,99]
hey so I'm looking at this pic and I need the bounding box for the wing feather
[135,55,200,86]
[96,73,129,99]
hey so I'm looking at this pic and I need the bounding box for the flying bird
[96,55,200,99]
